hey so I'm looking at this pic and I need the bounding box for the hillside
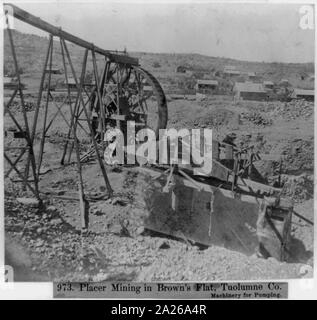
[4,30,101,76]
[4,30,314,91]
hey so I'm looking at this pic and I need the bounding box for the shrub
[152,61,161,68]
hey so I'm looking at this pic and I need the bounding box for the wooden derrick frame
[3,4,142,230]
[4,4,168,231]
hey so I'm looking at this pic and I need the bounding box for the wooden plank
[109,114,127,121]
[134,166,280,206]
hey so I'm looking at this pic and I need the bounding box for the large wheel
[90,64,168,139]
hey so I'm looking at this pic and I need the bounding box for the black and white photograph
[1,0,315,299]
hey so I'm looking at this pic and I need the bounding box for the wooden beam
[5,3,139,66]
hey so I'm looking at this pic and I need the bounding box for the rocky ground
[4,95,315,282]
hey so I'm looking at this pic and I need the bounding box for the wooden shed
[234,82,268,101]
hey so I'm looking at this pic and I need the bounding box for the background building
[234,82,267,101]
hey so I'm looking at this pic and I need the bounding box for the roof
[234,82,266,93]
[263,81,274,85]
[46,67,60,71]
[196,79,218,86]
[4,76,14,84]
[224,70,240,75]
[248,72,256,77]
[224,65,236,71]
[63,78,77,85]
[280,79,289,83]
[294,89,314,96]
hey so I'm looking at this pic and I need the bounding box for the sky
[6,1,315,63]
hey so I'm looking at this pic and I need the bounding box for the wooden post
[62,42,89,230]
[37,35,53,176]
[92,49,106,142]
[62,39,113,196]
[225,144,233,159]
[24,36,53,184]
[60,37,77,165]
[5,23,40,199]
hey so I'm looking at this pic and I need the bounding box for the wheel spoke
[90,65,167,136]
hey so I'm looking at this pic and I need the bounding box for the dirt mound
[137,245,303,281]
[188,108,235,129]
[289,200,314,265]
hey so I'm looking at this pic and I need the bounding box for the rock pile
[240,111,273,126]
[273,100,313,120]
[188,108,235,129]
[8,100,35,112]
[281,173,314,202]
